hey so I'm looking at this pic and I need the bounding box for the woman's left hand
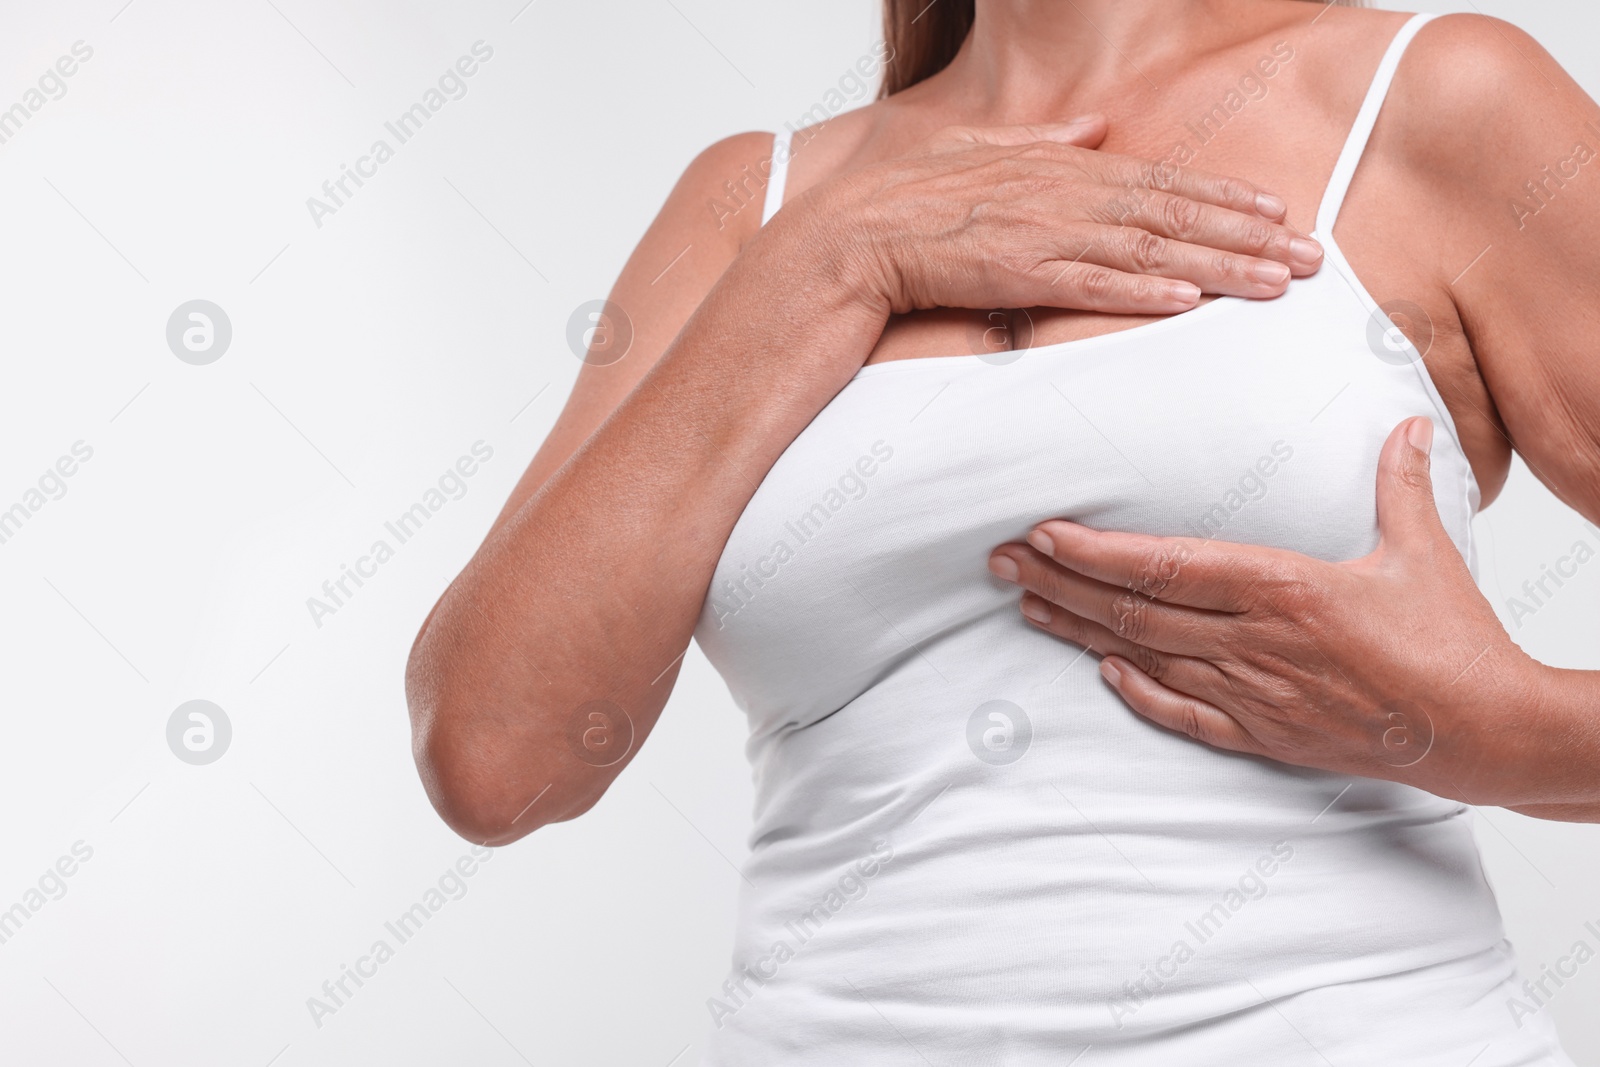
[987,417,1569,809]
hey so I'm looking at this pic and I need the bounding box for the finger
[1023,521,1283,612]
[1018,592,1228,696]
[1077,225,1295,299]
[991,545,1227,655]
[1099,656,1259,755]
[1097,154,1290,221]
[1030,259,1206,316]
[1373,416,1449,557]
[1105,189,1323,276]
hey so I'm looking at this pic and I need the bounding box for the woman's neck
[938,0,1258,121]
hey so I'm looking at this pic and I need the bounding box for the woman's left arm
[988,14,1600,821]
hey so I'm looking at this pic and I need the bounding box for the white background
[0,0,1596,1064]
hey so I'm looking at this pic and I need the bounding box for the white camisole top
[692,14,1574,1065]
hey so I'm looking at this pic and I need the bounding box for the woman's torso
[692,8,1568,1064]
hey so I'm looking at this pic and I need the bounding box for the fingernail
[1020,597,1051,624]
[1167,281,1202,306]
[1026,529,1054,556]
[1406,417,1434,453]
[1255,192,1286,217]
[1289,237,1323,264]
[1251,260,1290,285]
[989,554,1019,582]
[1100,659,1122,685]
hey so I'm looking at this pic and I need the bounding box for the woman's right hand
[792,116,1324,318]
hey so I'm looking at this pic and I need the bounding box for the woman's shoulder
[771,102,907,208]
[1266,7,1534,131]
[1372,11,1582,205]
[1401,9,1544,65]
[672,109,895,240]
[649,129,790,255]
[1382,10,1568,161]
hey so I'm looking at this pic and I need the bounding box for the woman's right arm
[406,120,1319,845]
[405,132,888,844]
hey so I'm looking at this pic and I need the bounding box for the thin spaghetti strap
[1313,12,1438,235]
[761,128,793,227]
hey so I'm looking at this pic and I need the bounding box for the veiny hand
[800,115,1324,319]
[986,418,1560,808]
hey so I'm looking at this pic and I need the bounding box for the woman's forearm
[1505,665,1600,821]
[406,213,887,844]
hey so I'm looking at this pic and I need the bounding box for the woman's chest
[695,283,1475,720]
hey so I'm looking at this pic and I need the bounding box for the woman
[406,0,1600,1061]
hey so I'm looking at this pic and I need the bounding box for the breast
[694,276,1476,746]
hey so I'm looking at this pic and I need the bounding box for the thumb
[942,114,1108,151]
[1375,416,1446,553]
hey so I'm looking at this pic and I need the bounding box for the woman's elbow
[409,714,587,845]
[404,616,615,842]
[406,673,598,846]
